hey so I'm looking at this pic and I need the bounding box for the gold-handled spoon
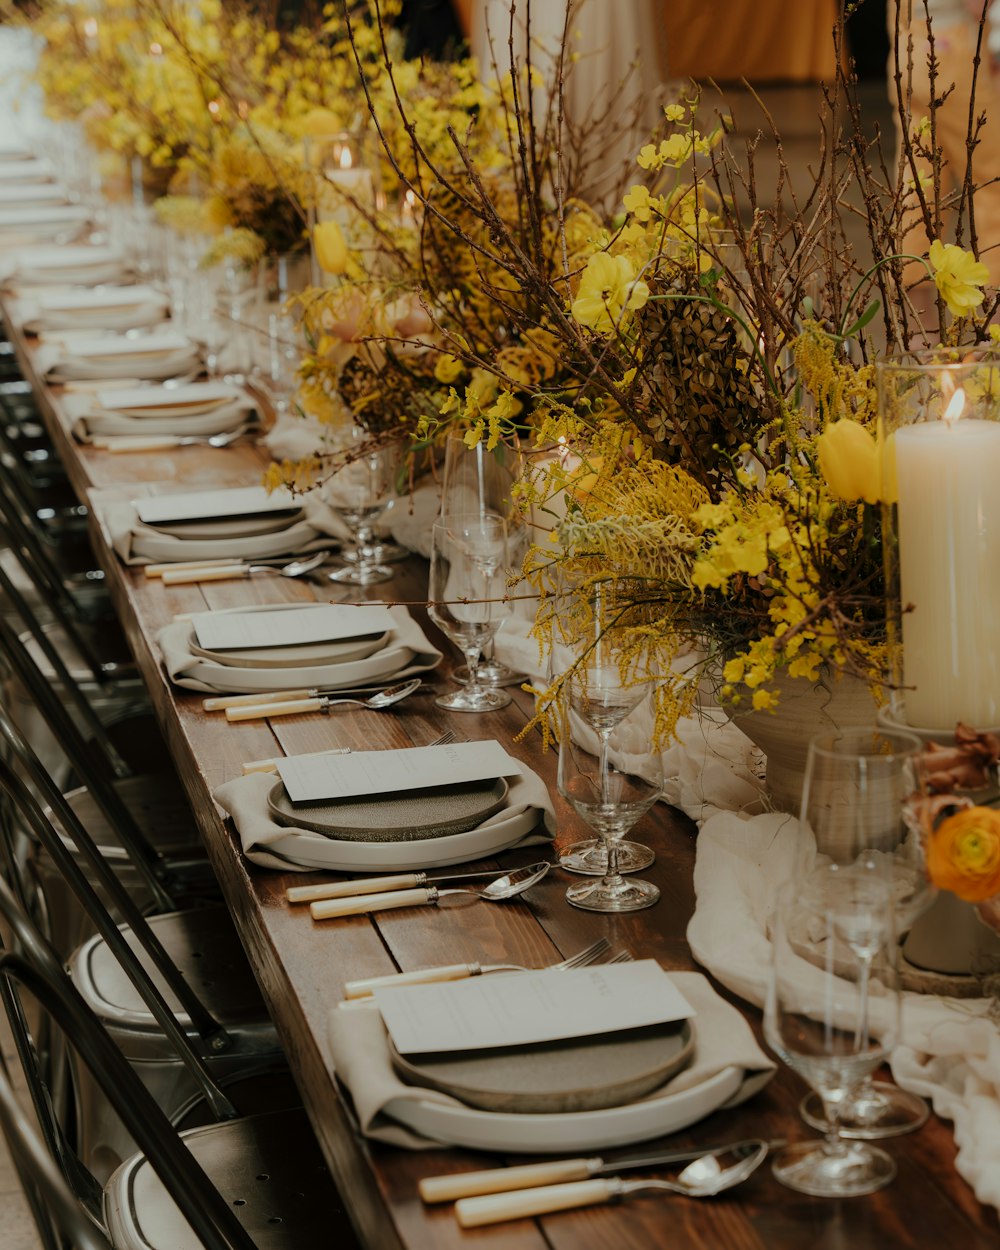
[310,862,550,921]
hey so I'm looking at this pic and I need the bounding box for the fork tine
[604,949,634,964]
[552,937,610,970]
[428,730,456,747]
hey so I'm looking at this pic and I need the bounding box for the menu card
[375,960,695,1055]
[135,485,299,525]
[192,604,394,652]
[277,740,522,804]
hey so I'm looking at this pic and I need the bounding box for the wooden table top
[3,300,998,1250]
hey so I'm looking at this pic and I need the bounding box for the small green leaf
[840,298,880,340]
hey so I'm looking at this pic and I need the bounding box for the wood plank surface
[3,295,998,1250]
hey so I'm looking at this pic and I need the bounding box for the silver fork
[603,949,635,965]
[342,936,611,999]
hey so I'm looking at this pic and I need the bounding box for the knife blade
[418,1139,776,1204]
[287,860,551,905]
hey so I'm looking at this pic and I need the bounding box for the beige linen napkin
[687,809,1000,1213]
[33,339,202,383]
[214,760,554,872]
[159,603,440,695]
[326,970,775,1149]
[98,491,347,566]
[17,288,168,334]
[65,391,254,443]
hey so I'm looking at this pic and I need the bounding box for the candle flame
[148,41,163,56]
[339,147,354,171]
[943,387,966,424]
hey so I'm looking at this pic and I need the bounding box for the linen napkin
[64,390,254,443]
[326,970,775,1149]
[6,243,128,287]
[19,284,167,333]
[33,333,201,384]
[214,758,553,872]
[159,603,440,695]
[687,808,1000,1213]
[97,490,347,566]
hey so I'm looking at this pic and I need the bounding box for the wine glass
[797,727,933,1139]
[427,515,513,712]
[556,686,662,912]
[556,575,657,876]
[440,432,526,688]
[328,432,400,587]
[765,867,902,1196]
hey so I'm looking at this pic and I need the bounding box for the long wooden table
[3,303,999,1250]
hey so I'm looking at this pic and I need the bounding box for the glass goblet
[765,869,902,1196]
[440,431,526,689]
[427,516,512,712]
[328,436,399,587]
[556,692,662,912]
[556,576,657,876]
[798,727,932,1139]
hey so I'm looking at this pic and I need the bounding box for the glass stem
[820,1094,849,1158]
[598,729,611,806]
[853,953,874,1055]
[462,642,485,697]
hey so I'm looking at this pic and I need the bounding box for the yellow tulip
[313,221,348,277]
[927,805,1000,903]
[928,240,990,318]
[816,419,881,504]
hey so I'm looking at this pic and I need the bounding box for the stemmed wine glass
[439,432,526,688]
[427,515,513,712]
[556,575,656,876]
[797,727,933,1139]
[556,686,663,912]
[328,430,400,586]
[765,866,902,1196]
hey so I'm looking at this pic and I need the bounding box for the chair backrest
[0,711,241,1123]
[0,875,257,1250]
[0,603,176,912]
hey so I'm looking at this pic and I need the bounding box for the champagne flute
[765,868,902,1196]
[556,687,662,912]
[428,516,512,712]
[797,727,933,1138]
[440,432,526,688]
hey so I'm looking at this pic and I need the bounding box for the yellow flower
[927,806,1000,902]
[816,420,882,504]
[622,184,653,223]
[434,353,465,384]
[571,253,649,332]
[664,103,686,122]
[312,221,347,276]
[928,240,990,317]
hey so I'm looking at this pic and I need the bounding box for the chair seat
[103,1109,360,1250]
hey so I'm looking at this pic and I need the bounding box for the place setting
[65,380,256,448]
[0,202,93,245]
[325,957,775,1162]
[214,737,551,872]
[31,326,202,384]
[97,482,349,567]
[2,242,131,287]
[19,283,168,333]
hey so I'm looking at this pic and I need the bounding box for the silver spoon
[225,676,422,721]
[455,1140,769,1226]
[160,548,332,586]
[310,862,550,921]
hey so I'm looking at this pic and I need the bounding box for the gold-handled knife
[288,861,551,905]
[419,1138,775,1204]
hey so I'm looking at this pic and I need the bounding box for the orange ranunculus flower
[926,805,1000,902]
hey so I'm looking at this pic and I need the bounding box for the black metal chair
[0,875,357,1250]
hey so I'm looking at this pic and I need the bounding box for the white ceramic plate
[106,382,241,419]
[263,802,542,872]
[382,1064,744,1154]
[49,350,201,382]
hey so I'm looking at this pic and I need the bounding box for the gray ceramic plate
[147,510,305,541]
[189,629,388,670]
[389,1020,695,1114]
[267,776,509,842]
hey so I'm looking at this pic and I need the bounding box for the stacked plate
[0,158,55,184]
[0,181,69,207]
[43,330,201,382]
[0,204,92,242]
[27,283,167,331]
[14,244,128,286]
[77,381,252,442]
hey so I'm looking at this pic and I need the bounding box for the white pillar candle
[895,415,1000,728]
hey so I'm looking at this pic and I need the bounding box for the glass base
[560,838,654,875]
[800,1082,929,1139]
[434,686,512,712]
[341,540,409,564]
[454,661,526,689]
[329,563,394,586]
[565,875,659,913]
[771,1139,896,1197]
